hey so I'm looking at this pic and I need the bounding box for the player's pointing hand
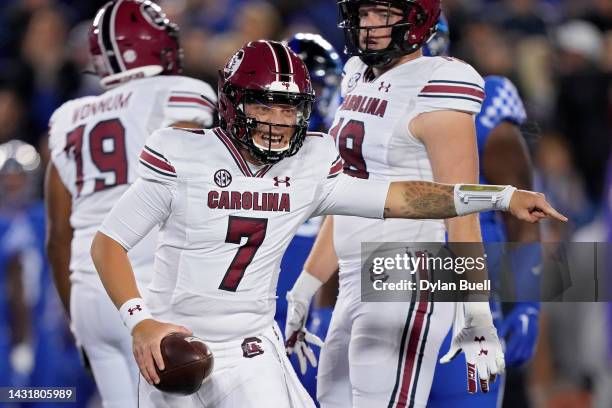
[508,191,568,223]
[132,319,192,385]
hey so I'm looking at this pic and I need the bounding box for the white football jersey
[48,75,216,279]
[100,127,390,341]
[330,56,485,279]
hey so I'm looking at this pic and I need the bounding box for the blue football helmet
[285,33,342,131]
[0,140,41,211]
[423,13,450,57]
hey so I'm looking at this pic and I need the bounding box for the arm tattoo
[395,182,456,219]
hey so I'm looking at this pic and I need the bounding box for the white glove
[285,271,324,375]
[440,302,505,394]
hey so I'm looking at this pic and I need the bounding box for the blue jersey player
[425,17,542,407]
[0,140,96,406]
[23,201,97,407]
[0,215,23,387]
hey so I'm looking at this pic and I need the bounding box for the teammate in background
[281,32,343,400]
[424,16,542,408]
[89,40,562,408]
[286,1,531,406]
[1,140,97,406]
[45,1,216,407]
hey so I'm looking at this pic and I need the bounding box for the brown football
[154,333,214,395]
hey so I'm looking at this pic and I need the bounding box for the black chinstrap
[337,0,428,68]
[343,24,415,68]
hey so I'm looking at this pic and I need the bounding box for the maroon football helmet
[338,0,441,67]
[89,0,182,88]
[218,41,315,164]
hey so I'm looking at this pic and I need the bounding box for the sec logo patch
[214,169,232,188]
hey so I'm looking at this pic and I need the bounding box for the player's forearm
[384,182,521,220]
[384,181,456,219]
[46,237,73,317]
[91,232,141,309]
[304,216,338,284]
[385,181,520,219]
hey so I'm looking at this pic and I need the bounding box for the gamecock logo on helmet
[141,2,166,29]
[224,50,244,79]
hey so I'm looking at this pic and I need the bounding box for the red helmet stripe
[269,41,292,83]
[282,44,294,78]
[262,41,280,81]
[109,0,127,71]
[100,0,122,74]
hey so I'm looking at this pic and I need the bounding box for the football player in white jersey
[285,1,548,407]
[45,1,216,407]
[89,40,563,408]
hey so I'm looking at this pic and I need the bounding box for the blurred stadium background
[0,0,610,407]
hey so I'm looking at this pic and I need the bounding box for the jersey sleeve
[138,128,179,184]
[313,151,390,217]
[415,58,485,115]
[477,76,527,131]
[161,77,217,128]
[101,129,178,250]
[99,177,173,251]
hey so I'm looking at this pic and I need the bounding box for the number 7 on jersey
[218,216,268,292]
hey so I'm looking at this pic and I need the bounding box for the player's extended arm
[45,161,74,317]
[483,121,541,366]
[383,180,566,223]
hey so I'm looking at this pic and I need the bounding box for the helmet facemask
[338,0,433,68]
[222,86,314,164]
